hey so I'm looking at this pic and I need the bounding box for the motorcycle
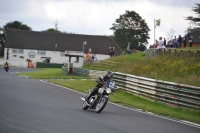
[81,80,116,113]
[4,64,9,72]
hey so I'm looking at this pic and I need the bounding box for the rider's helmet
[96,76,104,84]
[105,70,113,79]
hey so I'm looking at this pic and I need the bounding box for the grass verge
[17,68,89,79]
[84,51,200,86]
[49,79,200,124]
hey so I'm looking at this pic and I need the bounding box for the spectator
[171,39,174,48]
[112,47,115,57]
[178,35,182,48]
[109,47,112,57]
[109,47,114,57]
[29,61,34,68]
[86,53,91,62]
[164,38,166,47]
[183,37,187,47]
[155,40,158,48]
[27,60,34,68]
[189,35,193,47]
[127,42,132,54]
[90,54,94,62]
[167,39,173,48]
[157,37,166,49]
[173,36,177,48]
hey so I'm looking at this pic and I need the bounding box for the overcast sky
[0,0,199,45]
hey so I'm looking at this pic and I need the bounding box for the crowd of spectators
[150,35,193,49]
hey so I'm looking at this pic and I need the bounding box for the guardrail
[74,68,89,76]
[113,72,200,111]
[62,66,68,75]
[74,67,106,78]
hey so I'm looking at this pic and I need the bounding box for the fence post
[188,50,191,59]
[197,50,200,62]
[146,49,150,58]
[153,49,155,57]
[174,49,177,58]
[159,49,162,56]
[164,49,166,56]
[180,50,183,60]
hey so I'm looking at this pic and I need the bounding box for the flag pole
[154,19,155,50]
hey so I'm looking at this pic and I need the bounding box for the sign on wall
[28,51,36,58]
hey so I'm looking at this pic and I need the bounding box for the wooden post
[174,49,177,58]
[197,50,200,62]
[180,50,183,60]
[188,50,191,59]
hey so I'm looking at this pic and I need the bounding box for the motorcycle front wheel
[95,96,108,113]
[4,67,9,72]
[82,101,89,110]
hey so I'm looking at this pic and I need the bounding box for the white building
[1,30,121,67]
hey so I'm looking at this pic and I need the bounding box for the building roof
[5,29,122,55]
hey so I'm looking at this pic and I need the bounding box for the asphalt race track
[0,67,199,133]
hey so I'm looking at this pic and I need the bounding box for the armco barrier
[113,72,200,110]
[74,67,106,78]
[74,68,89,76]
[62,66,68,75]
[113,72,157,100]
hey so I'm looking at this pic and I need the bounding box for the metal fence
[146,49,200,62]
[113,72,200,111]
[74,67,106,78]
[62,66,68,75]
[74,68,89,76]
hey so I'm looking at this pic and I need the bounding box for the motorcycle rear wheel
[95,96,108,113]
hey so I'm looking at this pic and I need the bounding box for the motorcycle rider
[85,70,114,104]
[4,62,9,72]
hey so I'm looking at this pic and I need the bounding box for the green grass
[49,79,200,124]
[82,52,146,71]
[108,52,146,63]
[84,51,200,86]
[17,68,89,79]
[82,64,109,71]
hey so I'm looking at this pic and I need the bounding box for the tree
[42,28,62,33]
[184,3,200,39]
[110,10,150,51]
[42,20,62,33]
[185,3,200,27]
[0,28,6,56]
[166,29,175,41]
[3,21,32,31]
[0,21,32,56]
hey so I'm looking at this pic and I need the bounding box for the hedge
[36,62,64,68]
